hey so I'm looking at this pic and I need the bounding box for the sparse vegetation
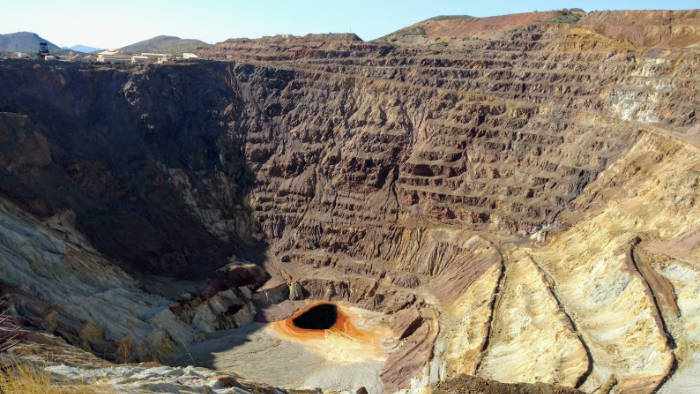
[120,35,211,54]
[116,336,135,363]
[548,9,584,24]
[0,364,101,394]
[375,25,426,42]
[0,311,23,352]
[426,15,474,22]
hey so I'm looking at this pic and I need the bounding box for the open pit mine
[0,8,699,394]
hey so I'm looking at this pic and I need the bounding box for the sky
[2,0,698,49]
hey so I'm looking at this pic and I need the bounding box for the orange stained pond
[268,302,394,363]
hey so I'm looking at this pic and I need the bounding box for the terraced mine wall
[0,10,698,393]
[0,45,659,279]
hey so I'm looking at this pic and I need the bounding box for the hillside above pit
[0,8,699,394]
[377,10,584,44]
[120,35,212,54]
[374,9,699,48]
[0,31,60,53]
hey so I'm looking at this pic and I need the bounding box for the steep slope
[120,35,211,53]
[0,32,60,53]
[527,130,699,392]
[0,9,698,394]
[0,63,260,277]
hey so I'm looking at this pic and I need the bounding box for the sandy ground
[658,352,700,394]
[179,304,393,393]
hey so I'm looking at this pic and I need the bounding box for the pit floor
[179,302,395,393]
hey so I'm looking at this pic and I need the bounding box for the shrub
[0,364,99,393]
[0,311,23,353]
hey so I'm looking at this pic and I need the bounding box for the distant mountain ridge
[0,32,60,53]
[68,45,102,54]
[120,35,211,54]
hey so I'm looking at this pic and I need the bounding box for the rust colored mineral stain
[272,302,376,343]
